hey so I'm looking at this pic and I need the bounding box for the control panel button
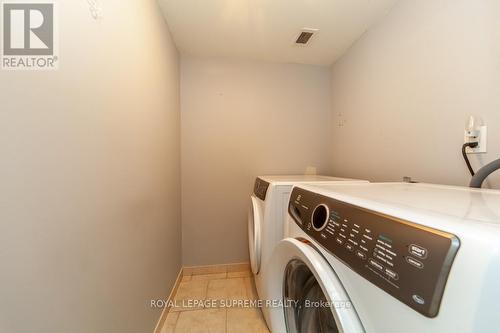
[355,251,367,260]
[406,256,424,269]
[362,234,373,241]
[409,244,428,259]
[374,254,387,263]
[348,239,358,246]
[385,268,399,280]
[335,237,344,245]
[345,243,354,252]
[369,258,384,271]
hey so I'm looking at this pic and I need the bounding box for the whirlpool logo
[1,1,58,70]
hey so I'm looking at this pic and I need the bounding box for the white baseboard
[153,267,183,333]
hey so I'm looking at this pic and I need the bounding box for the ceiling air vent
[295,28,318,45]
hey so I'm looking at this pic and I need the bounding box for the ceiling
[159,0,398,66]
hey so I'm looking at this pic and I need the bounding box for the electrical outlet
[464,125,487,154]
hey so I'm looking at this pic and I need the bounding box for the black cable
[462,142,479,176]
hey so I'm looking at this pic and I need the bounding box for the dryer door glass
[248,196,262,274]
[284,259,339,333]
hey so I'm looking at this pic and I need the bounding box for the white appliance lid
[297,182,500,227]
[258,175,366,185]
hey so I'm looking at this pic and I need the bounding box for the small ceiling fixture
[295,28,319,45]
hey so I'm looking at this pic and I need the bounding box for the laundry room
[1,0,500,333]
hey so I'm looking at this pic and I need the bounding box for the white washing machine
[265,182,500,333]
[248,176,368,327]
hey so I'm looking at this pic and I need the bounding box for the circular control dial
[311,204,329,231]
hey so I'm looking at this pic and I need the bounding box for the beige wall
[329,0,500,189]
[181,57,333,266]
[0,1,181,332]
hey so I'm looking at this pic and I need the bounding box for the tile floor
[160,270,270,333]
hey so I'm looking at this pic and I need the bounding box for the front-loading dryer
[248,175,368,328]
[265,182,500,333]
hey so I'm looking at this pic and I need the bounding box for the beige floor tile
[174,309,226,333]
[243,277,259,301]
[227,308,270,333]
[172,280,208,312]
[207,278,249,303]
[160,312,179,333]
[191,273,227,281]
[160,275,269,333]
[227,271,251,278]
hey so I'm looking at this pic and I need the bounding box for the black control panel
[289,187,460,318]
[254,178,270,201]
